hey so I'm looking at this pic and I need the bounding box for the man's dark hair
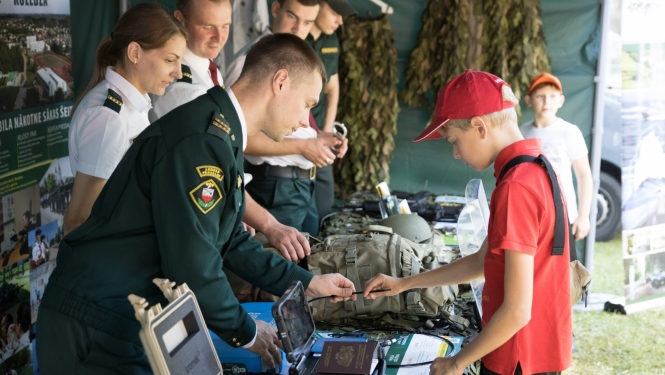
[276,0,320,6]
[240,33,326,87]
[23,211,31,219]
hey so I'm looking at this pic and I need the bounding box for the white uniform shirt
[69,67,151,179]
[32,243,42,262]
[520,118,588,222]
[215,0,268,75]
[227,28,317,170]
[149,48,224,122]
[225,27,271,87]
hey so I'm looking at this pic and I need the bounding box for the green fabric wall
[375,0,601,196]
[70,0,118,98]
[70,1,600,191]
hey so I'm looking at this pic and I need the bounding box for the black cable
[307,289,392,303]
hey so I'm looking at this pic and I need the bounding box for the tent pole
[119,0,131,17]
[586,0,613,274]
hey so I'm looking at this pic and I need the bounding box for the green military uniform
[244,165,319,235]
[36,87,313,374]
[306,32,341,222]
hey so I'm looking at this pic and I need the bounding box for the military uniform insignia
[178,64,193,84]
[196,165,224,181]
[237,175,242,188]
[207,113,232,140]
[212,115,231,134]
[321,47,339,54]
[104,89,123,113]
[189,179,222,214]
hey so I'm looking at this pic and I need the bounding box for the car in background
[596,89,622,242]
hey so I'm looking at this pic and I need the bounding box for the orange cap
[527,73,562,95]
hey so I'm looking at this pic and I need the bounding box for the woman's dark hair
[73,3,189,112]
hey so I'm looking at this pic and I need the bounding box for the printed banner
[0,0,73,370]
[620,0,665,313]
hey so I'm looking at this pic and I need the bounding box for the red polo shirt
[481,138,572,375]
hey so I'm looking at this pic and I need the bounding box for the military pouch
[306,231,456,323]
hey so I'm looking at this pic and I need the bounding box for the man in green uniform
[307,0,356,221]
[36,34,355,375]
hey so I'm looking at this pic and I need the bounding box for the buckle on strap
[309,165,316,180]
[406,291,426,314]
[345,237,357,264]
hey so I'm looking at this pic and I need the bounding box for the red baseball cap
[527,72,562,95]
[413,70,516,143]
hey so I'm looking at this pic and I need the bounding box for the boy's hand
[429,356,464,375]
[363,274,404,299]
[572,216,590,241]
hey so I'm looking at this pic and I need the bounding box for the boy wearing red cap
[521,73,593,241]
[364,70,572,375]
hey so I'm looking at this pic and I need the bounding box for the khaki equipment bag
[307,227,457,323]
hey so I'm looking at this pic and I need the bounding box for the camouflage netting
[401,0,551,120]
[478,0,551,118]
[334,14,399,197]
[400,0,469,109]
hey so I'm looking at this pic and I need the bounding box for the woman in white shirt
[64,3,188,234]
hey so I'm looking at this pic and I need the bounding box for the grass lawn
[564,235,665,375]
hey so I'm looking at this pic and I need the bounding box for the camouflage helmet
[379,214,432,243]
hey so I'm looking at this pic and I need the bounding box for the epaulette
[178,64,193,84]
[103,89,122,113]
[206,112,233,142]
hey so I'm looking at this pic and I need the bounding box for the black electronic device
[273,281,380,375]
[272,281,319,375]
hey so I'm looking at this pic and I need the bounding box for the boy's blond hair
[445,85,519,131]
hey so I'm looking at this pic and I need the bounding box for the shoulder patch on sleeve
[196,165,224,181]
[103,89,123,113]
[179,64,193,84]
[190,179,222,214]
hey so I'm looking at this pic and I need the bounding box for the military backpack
[307,228,457,323]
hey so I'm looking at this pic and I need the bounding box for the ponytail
[72,3,188,115]
[73,37,114,113]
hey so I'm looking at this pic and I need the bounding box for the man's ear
[272,69,289,94]
[559,94,566,107]
[271,1,281,19]
[470,116,489,139]
[174,9,185,24]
